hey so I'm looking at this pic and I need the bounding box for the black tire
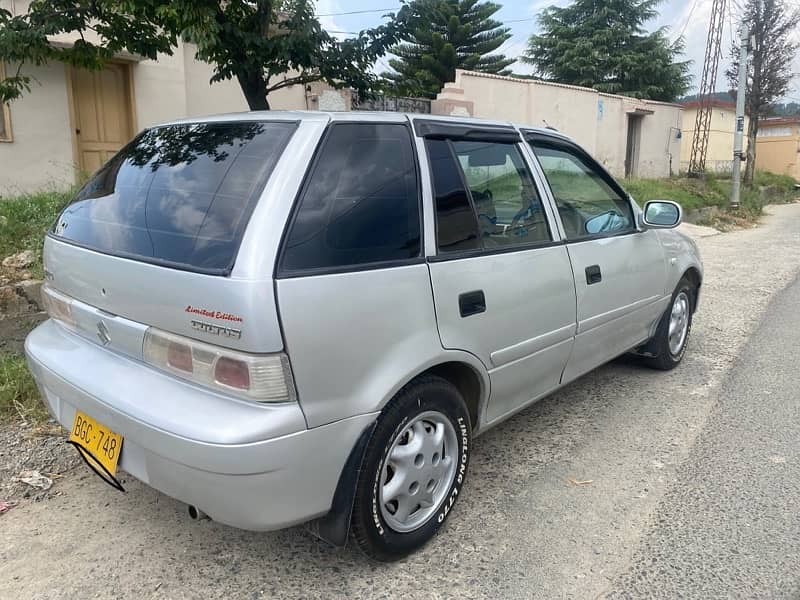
[351,375,472,562]
[643,278,695,371]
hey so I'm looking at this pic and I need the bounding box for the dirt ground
[2,203,800,599]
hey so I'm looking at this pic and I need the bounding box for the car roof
[156,110,574,143]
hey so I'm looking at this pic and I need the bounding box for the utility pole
[730,25,750,209]
[688,0,727,176]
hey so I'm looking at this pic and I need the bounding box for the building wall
[0,29,331,193]
[0,62,75,194]
[756,125,800,181]
[680,106,750,173]
[433,70,682,178]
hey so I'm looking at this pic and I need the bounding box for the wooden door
[71,64,133,174]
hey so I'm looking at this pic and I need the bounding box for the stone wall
[0,252,45,353]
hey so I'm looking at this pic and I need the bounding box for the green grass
[623,171,798,225]
[0,352,47,424]
[0,189,73,279]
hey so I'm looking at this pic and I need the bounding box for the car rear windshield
[52,120,298,274]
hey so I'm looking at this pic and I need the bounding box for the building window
[757,126,792,138]
[0,62,12,142]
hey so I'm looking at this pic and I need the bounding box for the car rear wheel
[643,278,695,370]
[350,375,471,562]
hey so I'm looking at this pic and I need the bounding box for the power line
[675,0,701,40]
[317,7,399,17]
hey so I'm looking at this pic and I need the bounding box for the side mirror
[640,200,682,229]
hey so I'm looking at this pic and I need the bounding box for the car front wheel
[350,375,472,561]
[643,278,695,370]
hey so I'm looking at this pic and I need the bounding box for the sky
[315,0,800,101]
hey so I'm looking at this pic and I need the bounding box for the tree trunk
[744,116,757,185]
[236,71,271,110]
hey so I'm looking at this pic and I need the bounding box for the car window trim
[414,119,522,144]
[427,238,566,263]
[524,132,638,242]
[426,137,555,259]
[275,120,424,279]
[278,256,428,279]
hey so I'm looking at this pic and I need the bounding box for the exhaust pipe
[187,505,209,521]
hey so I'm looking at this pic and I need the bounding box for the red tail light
[214,357,250,390]
[143,328,295,403]
[167,341,193,372]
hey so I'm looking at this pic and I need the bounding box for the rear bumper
[25,320,376,531]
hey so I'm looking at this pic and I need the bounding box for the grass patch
[0,352,47,424]
[624,171,798,228]
[0,189,73,279]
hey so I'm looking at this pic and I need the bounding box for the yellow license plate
[69,411,123,476]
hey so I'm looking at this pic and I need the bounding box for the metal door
[417,122,577,425]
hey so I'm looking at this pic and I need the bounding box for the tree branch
[267,73,321,93]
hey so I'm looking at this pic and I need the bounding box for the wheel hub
[668,291,690,355]
[378,410,459,533]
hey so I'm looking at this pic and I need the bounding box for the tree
[383,0,513,99]
[523,0,691,102]
[0,1,410,110]
[726,0,800,184]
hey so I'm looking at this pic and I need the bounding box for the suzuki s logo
[96,321,111,346]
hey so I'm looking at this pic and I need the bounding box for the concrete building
[679,98,749,174]
[432,70,683,179]
[755,117,800,182]
[0,0,351,194]
[0,50,350,194]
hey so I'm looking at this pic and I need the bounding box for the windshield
[52,120,297,274]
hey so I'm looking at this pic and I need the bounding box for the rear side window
[451,141,551,248]
[53,121,297,274]
[280,123,421,274]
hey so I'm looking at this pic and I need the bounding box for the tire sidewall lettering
[370,403,470,540]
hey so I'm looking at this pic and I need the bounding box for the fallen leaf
[568,478,594,486]
[13,470,53,491]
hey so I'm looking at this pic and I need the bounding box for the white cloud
[315,0,349,41]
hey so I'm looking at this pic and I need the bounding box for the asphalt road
[611,269,800,598]
[2,203,800,599]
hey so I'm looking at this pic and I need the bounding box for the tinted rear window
[279,122,421,274]
[52,121,297,274]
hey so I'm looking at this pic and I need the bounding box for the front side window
[280,123,421,273]
[530,143,634,240]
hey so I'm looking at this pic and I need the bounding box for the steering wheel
[510,202,537,234]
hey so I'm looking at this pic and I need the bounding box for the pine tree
[384,0,513,98]
[726,0,800,184]
[523,0,691,102]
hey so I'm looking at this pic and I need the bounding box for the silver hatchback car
[26,111,702,561]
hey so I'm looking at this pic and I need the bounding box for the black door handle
[459,290,486,318]
[585,265,602,285]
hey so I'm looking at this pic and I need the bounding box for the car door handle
[585,265,602,285]
[459,290,486,318]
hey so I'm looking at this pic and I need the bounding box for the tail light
[143,328,296,403]
[41,284,76,329]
